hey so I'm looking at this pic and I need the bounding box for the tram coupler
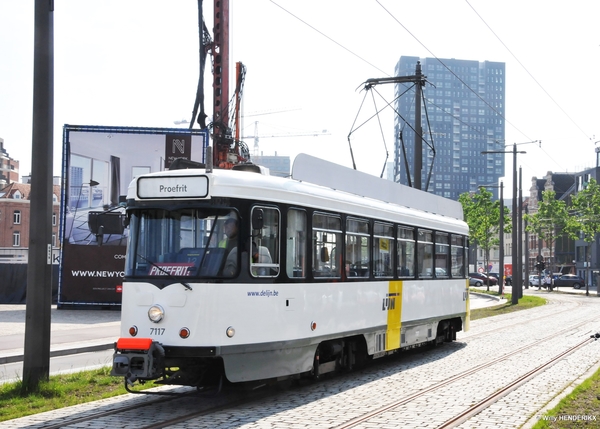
[111,338,165,381]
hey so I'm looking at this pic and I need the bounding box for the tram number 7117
[150,328,165,335]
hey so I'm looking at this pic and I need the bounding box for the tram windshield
[125,208,239,278]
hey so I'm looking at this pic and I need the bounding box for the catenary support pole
[511,144,519,304]
[414,62,422,190]
[524,203,529,290]
[499,181,504,295]
[518,166,523,299]
[22,0,54,392]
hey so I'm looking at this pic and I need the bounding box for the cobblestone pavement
[2,289,600,428]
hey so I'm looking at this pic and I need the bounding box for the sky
[1,0,599,199]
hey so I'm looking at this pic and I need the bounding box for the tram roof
[128,154,466,234]
[291,154,463,220]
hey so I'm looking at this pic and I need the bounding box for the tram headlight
[148,304,165,323]
[226,326,235,338]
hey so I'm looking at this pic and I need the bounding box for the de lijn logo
[382,293,399,311]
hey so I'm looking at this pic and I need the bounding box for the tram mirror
[252,209,264,230]
[320,247,329,262]
[96,225,104,246]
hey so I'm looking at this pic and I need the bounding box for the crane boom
[242,121,330,158]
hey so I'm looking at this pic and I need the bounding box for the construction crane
[242,121,330,158]
[193,2,323,169]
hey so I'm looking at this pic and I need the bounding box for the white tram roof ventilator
[231,163,270,175]
[168,158,270,176]
[291,153,463,220]
[168,159,206,171]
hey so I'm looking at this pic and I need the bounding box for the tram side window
[418,229,434,278]
[451,235,465,277]
[286,209,307,278]
[346,218,370,278]
[435,232,449,278]
[373,222,394,278]
[251,206,279,277]
[397,226,415,278]
[312,213,342,278]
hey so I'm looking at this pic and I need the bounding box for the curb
[0,343,114,365]
[469,291,504,302]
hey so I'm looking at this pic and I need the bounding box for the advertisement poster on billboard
[59,125,209,307]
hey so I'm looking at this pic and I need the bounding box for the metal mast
[212,0,230,168]
[363,61,427,190]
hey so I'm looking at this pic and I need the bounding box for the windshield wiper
[136,253,193,291]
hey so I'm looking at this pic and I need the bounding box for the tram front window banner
[126,209,239,278]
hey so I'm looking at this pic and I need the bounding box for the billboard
[59,125,209,307]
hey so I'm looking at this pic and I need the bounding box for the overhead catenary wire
[347,84,420,172]
[374,0,533,142]
[269,0,390,77]
[465,0,592,142]
[267,0,522,164]
[374,0,582,176]
[264,0,592,181]
[369,89,389,178]
[270,0,511,149]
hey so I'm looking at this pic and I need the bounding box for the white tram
[111,154,470,388]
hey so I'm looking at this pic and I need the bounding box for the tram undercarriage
[112,317,462,392]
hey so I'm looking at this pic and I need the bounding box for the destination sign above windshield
[137,175,209,199]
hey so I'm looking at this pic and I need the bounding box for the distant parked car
[488,272,510,285]
[528,275,541,287]
[488,272,500,281]
[468,272,498,286]
[553,274,585,289]
[469,277,483,286]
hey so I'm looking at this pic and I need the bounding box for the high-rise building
[394,57,506,200]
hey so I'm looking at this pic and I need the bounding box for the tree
[459,187,511,291]
[524,190,569,273]
[565,178,600,296]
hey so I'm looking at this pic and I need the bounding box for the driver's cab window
[251,206,280,277]
[128,209,238,278]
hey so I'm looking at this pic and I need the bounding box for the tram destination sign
[137,175,209,199]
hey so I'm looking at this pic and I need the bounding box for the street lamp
[482,141,538,304]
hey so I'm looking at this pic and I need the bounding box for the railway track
[9,293,600,429]
[334,332,596,429]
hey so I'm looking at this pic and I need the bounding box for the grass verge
[469,290,546,320]
[0,366,157,422]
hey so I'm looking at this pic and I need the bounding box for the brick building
[0,182,61,262]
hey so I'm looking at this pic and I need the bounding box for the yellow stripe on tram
[386,280,402,350]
